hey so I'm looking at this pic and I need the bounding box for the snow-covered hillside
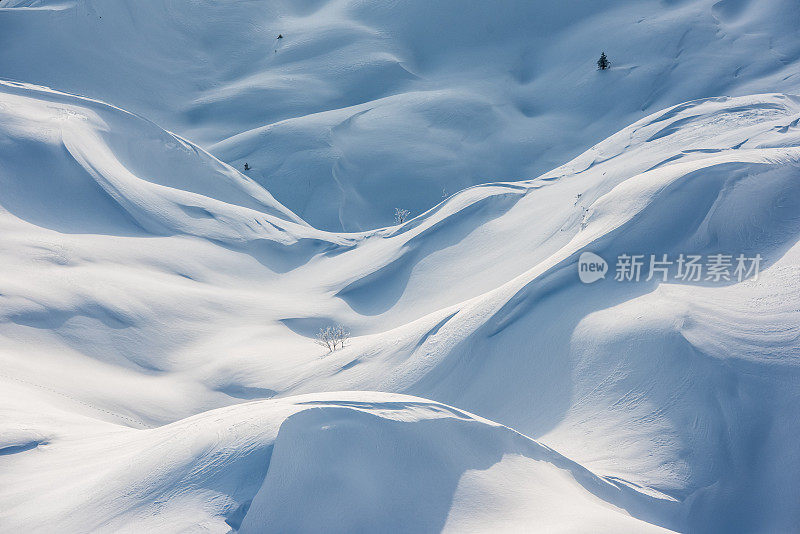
[2,2,800,533]
[2,391,677,533]
[2,77,799,532]
[2,0,799,230]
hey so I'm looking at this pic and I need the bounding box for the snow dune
[1,76,799,531]
[0,392,676,533]
[2,0,799,230]
[0,80,316,237]
[2,1,800,531]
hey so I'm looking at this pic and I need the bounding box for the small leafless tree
[394,208,411,225]
[315,324,350,352]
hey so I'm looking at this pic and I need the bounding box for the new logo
[578,252,607,284]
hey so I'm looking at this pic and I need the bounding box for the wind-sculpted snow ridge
[2,0,800,229]
[2,84,800,532]
[0,80,321,238]
[0,392,677,533]
[318,93,800,532]
[0,80,356,415]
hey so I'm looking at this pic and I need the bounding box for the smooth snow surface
[1,1,800,533]
[2,0,800,230]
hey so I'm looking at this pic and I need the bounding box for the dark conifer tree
[597,52,610,70]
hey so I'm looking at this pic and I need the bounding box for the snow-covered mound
[0,80,320,237]
[309,93,800,532]
[1,80,799,531]
[0,392,675,533]
[2,0,799,229]
[0,80,352,420]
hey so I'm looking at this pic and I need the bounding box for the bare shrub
[315,324,350,352]
[394,208,411,224]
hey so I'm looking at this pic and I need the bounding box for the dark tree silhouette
[597,52,610,70]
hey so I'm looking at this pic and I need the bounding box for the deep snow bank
[0,80,353,422]
[0,80,314,238]
[0,392,674,533]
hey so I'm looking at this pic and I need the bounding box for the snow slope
[0,392,675,533]
[1,75,799,532]
[2,0,800,229]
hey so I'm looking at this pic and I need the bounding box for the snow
[1,1,800,532]
[0,392,674,533]
[2,0,800,230]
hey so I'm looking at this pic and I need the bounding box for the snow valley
[1,1,799,533]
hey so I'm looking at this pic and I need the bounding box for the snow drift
[2,0,800,528]
[1,76,799,531]
[1,392,678,533]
